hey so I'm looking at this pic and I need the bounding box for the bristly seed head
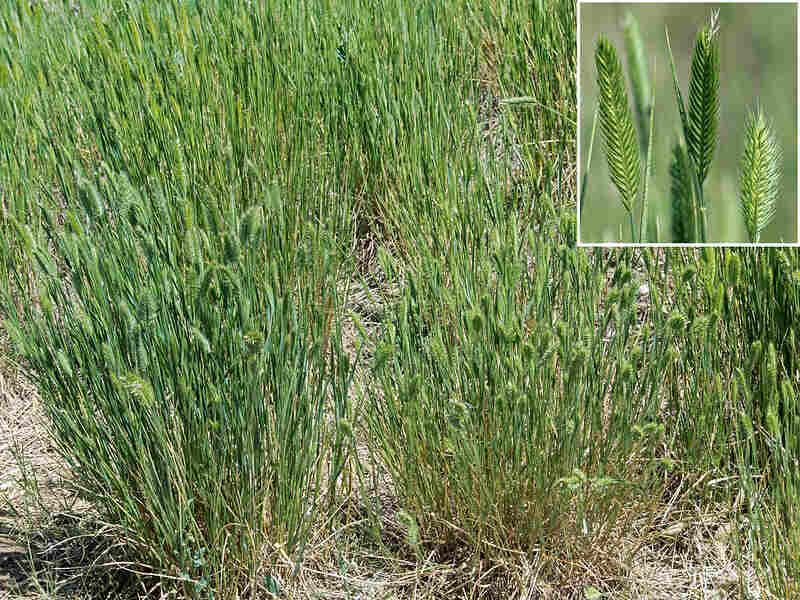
[595,35,641,215]
[739,103,781,243]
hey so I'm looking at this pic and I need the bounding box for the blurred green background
[579,3,797,244]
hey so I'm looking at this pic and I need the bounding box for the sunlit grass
[0,1,797,598]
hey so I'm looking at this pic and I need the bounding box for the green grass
[580,3,797,243]
[0,1,798,598]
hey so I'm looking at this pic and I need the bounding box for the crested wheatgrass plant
[739,104,781,242]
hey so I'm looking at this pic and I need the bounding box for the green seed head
[595,35,641,214]
[669,139,696,242]
[338,419,353,439]
[184,228,202,265]
[223,231,241,264]
[667,310,686,333]
[687,12,720,186]
[740,104,781,242]
[240,206,262,248]
[631,344,643,364]
[190,327,211,354]
[102,343,116,368]
[619,359,633,382]
[468,310,484,334]
[56,350,73,379]
[725,252,741,287]
[766,342,777,389]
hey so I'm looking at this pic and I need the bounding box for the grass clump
[2,170,355,597]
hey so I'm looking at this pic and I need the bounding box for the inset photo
[579,3,797,244]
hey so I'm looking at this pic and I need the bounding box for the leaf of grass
[664,26,690,150]
[640,77,655,242]
[623,12,651,156]
[580,101,599,218]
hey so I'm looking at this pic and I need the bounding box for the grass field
[0,1,798,598]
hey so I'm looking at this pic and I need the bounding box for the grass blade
[580,101,599,218]
[623,12,651,156]
[664,26,690,150]
[640,77,655,242]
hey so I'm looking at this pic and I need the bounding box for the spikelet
[747,340,763,375]
[687,11,720,185]
[199,266,216,301]
[373,342,393,372]
[223,231,241,265]
[740,104,781,243]
[136,334,149,370]
[666,310,686,333]
[238,297,252,331]
[4,319,27,356]
[239,205,262,248]
[765,342,777,395]
[669,139,696,242]
[136,292,156,323]
[56,350,73,379]
[116,373,155,408]
[102,342,117,368]
[218,265,239,303]
[725,252,741,287]
[78,177,104,221]
[190,326,211,354]
[33,246,57,278]
[10,215,35,254]
[183,200,194,230]
[467,310,483,334]
[595,35,641,215]
[183,227,202,265]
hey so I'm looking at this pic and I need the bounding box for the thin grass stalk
[639,79,655,242]
[623,12,651,158]
[580,102,598,218]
